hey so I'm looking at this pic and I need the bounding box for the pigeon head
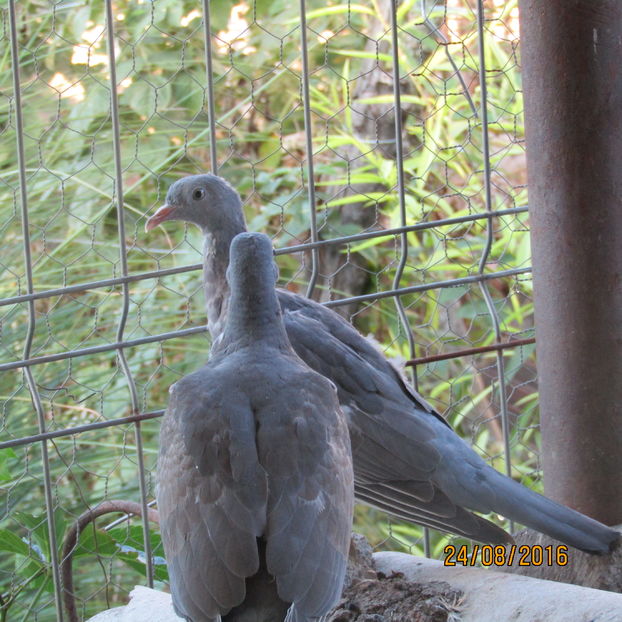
[226,231,279,294]
[145,174,245,233]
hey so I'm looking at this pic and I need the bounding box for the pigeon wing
[261,372,354,620]
[280,303,512,545]
[157,366,268,621]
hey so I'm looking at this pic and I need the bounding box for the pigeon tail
[432,428,620,554]
[223,539,291,622]
[485,468,619,554]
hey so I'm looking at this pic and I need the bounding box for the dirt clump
[328,570,463,622]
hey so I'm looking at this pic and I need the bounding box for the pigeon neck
[202,223,245,339]
[221,276,290,349]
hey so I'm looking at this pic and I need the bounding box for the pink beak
[145,204,177,232]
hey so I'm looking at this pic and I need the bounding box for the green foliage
[0,0,537,619]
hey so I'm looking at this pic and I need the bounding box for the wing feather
[277,296,514,545]
[261,374,354,621]
[157,367,269,620]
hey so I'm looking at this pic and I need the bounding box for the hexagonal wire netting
[0,0,534,620]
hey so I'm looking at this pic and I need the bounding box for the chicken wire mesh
[0,0,534,620]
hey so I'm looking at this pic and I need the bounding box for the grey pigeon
[156,232,354,622]
[147,173,619,554]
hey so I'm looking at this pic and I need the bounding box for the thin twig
[60,500,160,622]
[406,337,536,366]
[0,565,48,621]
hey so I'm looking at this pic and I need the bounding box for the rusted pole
[519,1,622,524]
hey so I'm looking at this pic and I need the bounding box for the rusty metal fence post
[519,0,622,524]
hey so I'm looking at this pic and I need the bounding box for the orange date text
[443,544,569,567]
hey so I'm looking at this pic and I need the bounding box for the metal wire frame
[474,0,514,534]
[8,2,64,619]
[0,205,528,311]
[0,264,530,376]
[103,0,154,588]
[298,0,321,298]
[1,1,529,618]
[0,329,535,453]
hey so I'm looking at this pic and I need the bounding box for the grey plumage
[156,232,354,621]
[147,173,619,555]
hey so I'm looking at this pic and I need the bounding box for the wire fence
[0,0,534,620]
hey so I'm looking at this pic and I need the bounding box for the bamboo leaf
[0,529,30,557]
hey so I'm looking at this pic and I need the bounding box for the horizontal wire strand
[1,332,537,450]
[0,266,531,372]
[0,206,528,308]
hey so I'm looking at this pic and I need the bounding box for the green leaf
[13,513,48,553]
[0,447,16,481]
[0,528,30,556]
[257,137,283,169]
[324,192,389,209]
[356,95,425,106]
[71,6,92,41]
[316,173,384,186]
[13,510,66,562]
[285,4,375,22]
[397,0,417,21]
[117,551,169,582]
[346,236,386,254]
[16,561,53,591]
[123,81,155,115]
[109,525,169,582]
[108,524,165,557]
[73,526,118,558]
[329,49,393,63]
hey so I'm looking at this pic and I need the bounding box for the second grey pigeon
[147,173,619,555]
[157,232,354,622]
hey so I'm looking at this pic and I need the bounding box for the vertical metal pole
[104,0,154,586]
[298,0,320,298]
[201,0,218,174]
[519,0,622,523]
[388,0,416,382]
[474,0,513,498]
[388,0,430,556]
[8,2,64,619]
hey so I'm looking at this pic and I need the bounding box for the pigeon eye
[192,188,205,201]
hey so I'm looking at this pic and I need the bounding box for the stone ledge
[88,550,622,622]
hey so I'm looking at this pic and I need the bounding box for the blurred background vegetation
[0,0,535,619]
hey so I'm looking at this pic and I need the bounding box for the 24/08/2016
[443,544,569,567]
